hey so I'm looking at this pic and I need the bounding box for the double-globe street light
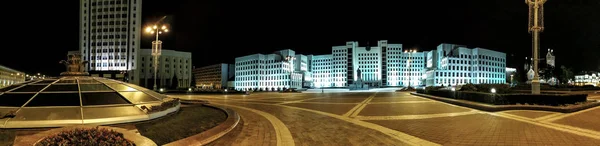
[145,24,169,91]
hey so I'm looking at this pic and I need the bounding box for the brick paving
[171,92,600,145]
[553,107,600,132]
[226,102,409,146]
[359,102,471,116]
[303,97,368,103]
[282,103,357,115]
[503,111,557,119]
[367,113,600,145]
[207,106,277,146]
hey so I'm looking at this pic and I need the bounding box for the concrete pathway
[172,92,600,146]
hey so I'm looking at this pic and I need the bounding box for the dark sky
[2,0,599,76]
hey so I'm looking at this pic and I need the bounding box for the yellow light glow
[162,26,167,30]
[145,27,152,32]
[150,31,155,34]
[159,31,162,34]
[153,25,157,29]
[413,50,417,53]
[164,29,168,32]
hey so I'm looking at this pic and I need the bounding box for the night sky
[2,0,599,76]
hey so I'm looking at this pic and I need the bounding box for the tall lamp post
[145,24,169,91]
[404,49,417,88]
[526,0,546,94]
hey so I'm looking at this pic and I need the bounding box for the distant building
[234,50,303,91]
[575,73,599,86]
[233,41,508,90]
[134,49,192,89]
[424,44,507,86]
[0,65,25,88]
[193,63,233,89]
[79,0,142,80]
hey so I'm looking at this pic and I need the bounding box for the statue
[357,68,362,81]
[59,53,89,76]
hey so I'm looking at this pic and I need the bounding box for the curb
[164,103,240,146]
[411,92,600,113]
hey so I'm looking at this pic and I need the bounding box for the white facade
[0,65,25,88]
[135,49,192,89]
[575,73,599,86]
[233,41,508,89]
[234,50,302,91]
[425,44,506,86]
[310,54,333,87]
[80,0,142,71]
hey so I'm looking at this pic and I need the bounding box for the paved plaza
[170,91,600,146]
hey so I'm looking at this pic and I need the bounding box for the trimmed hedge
[512,84,600,91]
[417,87,587,106]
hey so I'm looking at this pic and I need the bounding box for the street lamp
[404,49,417,88]
[526,0,547,94]
[146,24,168,91]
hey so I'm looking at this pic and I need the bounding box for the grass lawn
[135,105,227,145]
[0,129,16,146]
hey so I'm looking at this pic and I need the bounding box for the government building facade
[234,40,507,91]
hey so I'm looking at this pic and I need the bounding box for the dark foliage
[37,127,134,146]
[419,86,587,106]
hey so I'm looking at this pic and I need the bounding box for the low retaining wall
[411,92,600,113]
[165,104,240,146]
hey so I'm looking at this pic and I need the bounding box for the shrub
[37,127,134,146]
[460,83,478,92]
[419,85,587,105]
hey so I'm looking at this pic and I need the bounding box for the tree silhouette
[190,74,197,88]
[171,74,179,89]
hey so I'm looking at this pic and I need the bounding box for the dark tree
[171,74,179,89]
[560,65,574,83]
[190,74,197,88]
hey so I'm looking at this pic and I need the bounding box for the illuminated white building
[135,49,192,89]
[575,73,599,86]
[233,41,508,89]
[310,54,333,87]
[0,65,25,88]
[312,40,419,87]
[425,44,506,86]
[79,0,142,77]
[234,50,303,91]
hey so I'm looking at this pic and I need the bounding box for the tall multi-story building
[310,54,333,88]
[135,49,192,89]
[193,63,234,89]
[0,65,25,88]
[234,50,303,91]
[232,41,508,90]
[311,40,413,88]
[424,44,506,86]
[80,0,142,80]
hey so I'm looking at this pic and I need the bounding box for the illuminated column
[526,0,546,94]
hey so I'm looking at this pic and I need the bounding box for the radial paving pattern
[172,90,600,145]
[0,77,179,128]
